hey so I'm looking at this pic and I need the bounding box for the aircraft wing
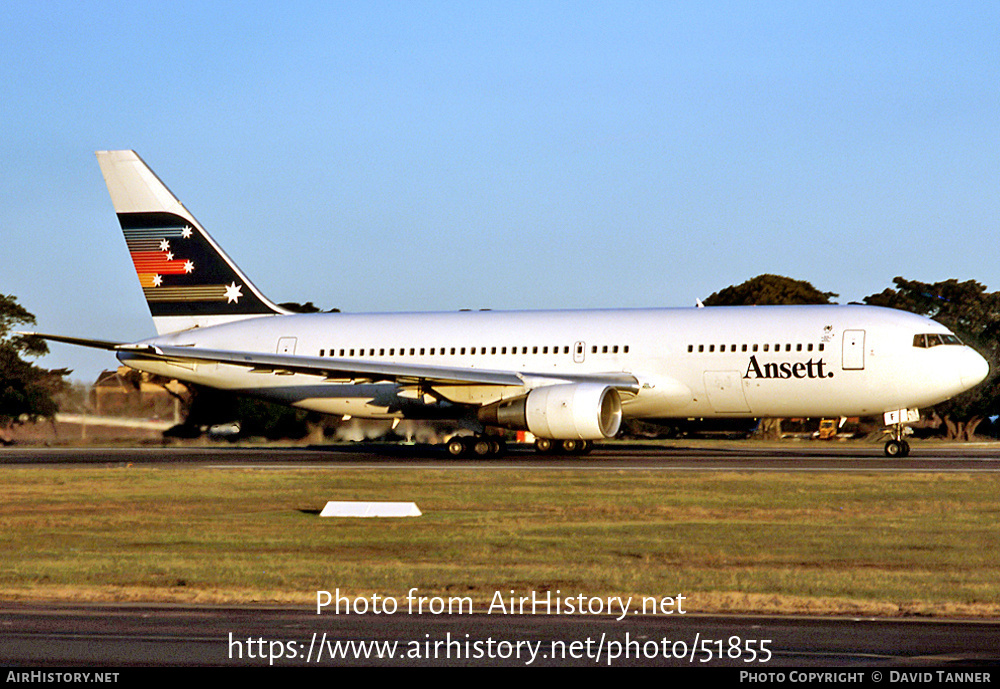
[146,344,641,393]
[27,333,640,393]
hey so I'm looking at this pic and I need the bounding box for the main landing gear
[444,435,595,457]
[446,436,507,458]
[533,438,594,455]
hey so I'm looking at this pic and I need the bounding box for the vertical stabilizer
[96,150,288,334]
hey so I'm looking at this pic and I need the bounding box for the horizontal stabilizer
[18,332,125,351]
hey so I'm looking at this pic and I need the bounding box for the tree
[865,277,1000,440]
[278,301,340,313]
[703,274,838,306]
[0,294,69,436]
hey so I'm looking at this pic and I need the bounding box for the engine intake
[479,383,622,440]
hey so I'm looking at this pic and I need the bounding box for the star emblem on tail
[224,282,243,304]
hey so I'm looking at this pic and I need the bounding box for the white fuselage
[118,304,988,422]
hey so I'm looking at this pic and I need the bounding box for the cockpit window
[913,333,964,348]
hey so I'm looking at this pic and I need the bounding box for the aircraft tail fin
[96,150,288,334]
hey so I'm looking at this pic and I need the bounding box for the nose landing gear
[883,409,918,457]
[884,436,911,457]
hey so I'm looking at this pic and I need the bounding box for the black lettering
[743,357,832,380]
[744,355,764,379]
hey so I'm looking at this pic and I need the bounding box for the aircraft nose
[960,348,990,390]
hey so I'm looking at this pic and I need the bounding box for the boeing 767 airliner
[29,151,989,456]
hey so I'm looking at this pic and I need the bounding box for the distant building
[91,367,186,422]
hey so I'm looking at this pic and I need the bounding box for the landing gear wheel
[534,437,554,454]
[447,438,467,457]
[885,439,911,457]
[560,439,580,453]
[472,438,492,457]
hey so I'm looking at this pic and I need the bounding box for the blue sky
[3,2,998,381]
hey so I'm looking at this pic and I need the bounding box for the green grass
[1,466,998,616]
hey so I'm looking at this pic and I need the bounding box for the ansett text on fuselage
[743,356,833,380]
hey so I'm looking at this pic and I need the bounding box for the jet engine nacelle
[479,383,623,440]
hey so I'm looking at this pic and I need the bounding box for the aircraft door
[842,330,865,370]
[574,341,585,363]
[703,371,751,413]
[277,337,297,355]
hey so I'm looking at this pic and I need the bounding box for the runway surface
[3,442,998,668]
[3,441,1000,471]
[3,602,999,667]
